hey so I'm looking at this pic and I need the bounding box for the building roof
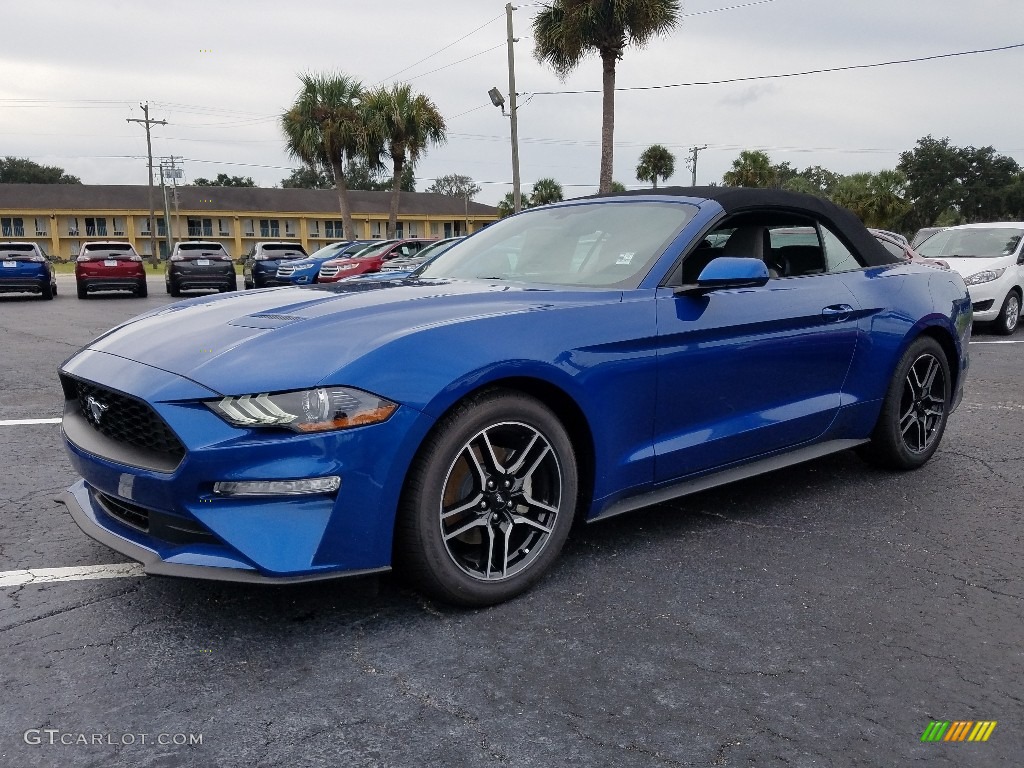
[0,184,498,217]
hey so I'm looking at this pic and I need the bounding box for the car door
[653,226,861,483]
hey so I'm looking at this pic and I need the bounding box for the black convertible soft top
[600,186,899,267]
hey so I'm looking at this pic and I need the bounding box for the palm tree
[363,83,446,238]
[498,191,531,218]
[635,144,675,188]
[533,0,681,194]
[531,177,564,206]
[722,150,777,188]
[281,72,365,240]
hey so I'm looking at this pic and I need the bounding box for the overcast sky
[2,0,1022,205]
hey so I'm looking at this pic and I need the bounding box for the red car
[316,239,434,282]
[76,241,148,298]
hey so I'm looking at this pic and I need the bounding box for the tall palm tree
[722,150,777,188]
[635,144,675,189]
[533,0,681,194]
[363,83,447,238]
[281,72,364,240]
[531,177,565,206]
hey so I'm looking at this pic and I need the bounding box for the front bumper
[59,349,436,582]
[966,280,1012,321]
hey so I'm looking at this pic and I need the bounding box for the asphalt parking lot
[1,273,1022,767]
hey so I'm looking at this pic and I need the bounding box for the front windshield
[354,242,395,259]
[418,201,695,288]
[917,227,1024,259]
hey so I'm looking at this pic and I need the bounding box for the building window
[407,222,418,238]
[259,219,280,238]
[325,220,344,239]
[84,217,107,237]
[285,219,296,237]
[112,217,125,236]
[444,222,453,239]
[34,217,48,236]
[68,217,80,236]
[218,218,230,237]
[372,221,383,238]
[243,219,254,236]
[430,221,440,237]
[1,217,25,237]
[309,219,320,237]
[395,222,404,238]
[188,217,213,237]
[157,218,167,237]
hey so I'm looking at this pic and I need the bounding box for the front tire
[859,336,951,470]
[993,290,1020,335]
[395,389,578,607]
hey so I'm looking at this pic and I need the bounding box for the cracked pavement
[1,286,1022,766]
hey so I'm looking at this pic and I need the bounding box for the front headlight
[339,263,359,270]
[207,387,397,432]
[964,268,1005,285]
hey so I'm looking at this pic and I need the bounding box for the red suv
[76,242,148,299]
[316,239,434,282]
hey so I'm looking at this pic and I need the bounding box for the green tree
[362,83,446,238]
[427,174,482,200]
[531,177,564,206]
[0,156,81,184]
[345,159,415,192]
[498,191,531,218]
[635,144,675,188]
[722,150,777,187]
[192,173,256,187]
[959,145,1020,222]
[533,0,681,194]
[609,180,627,193]
[280,164,334,188]
[281,72,366,240]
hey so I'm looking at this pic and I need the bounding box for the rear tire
[858,336,951,470]
[136,281,148,298]
[40,281,53,300]
[993,290,1020,336]
[77,283,87,299]
[394,389,577,607]
[169,280,181,297]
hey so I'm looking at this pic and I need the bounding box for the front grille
[276,265,296,277]
[65,377,186,460]
[972,299,994,312]
[318,265,340,278]
[94,490,149,531]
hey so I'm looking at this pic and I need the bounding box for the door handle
[821,304,854,321]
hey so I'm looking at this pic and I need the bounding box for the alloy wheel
[438,421,563,581]
[899,353,946,453]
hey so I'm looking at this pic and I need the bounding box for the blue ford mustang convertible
[59,188,971,606]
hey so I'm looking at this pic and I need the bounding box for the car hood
[83,279,618,396]
[939,255,1013,277]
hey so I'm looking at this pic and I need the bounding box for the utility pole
[169,155,182,240]
[126,103,167,266]
[688,145,708,186]
[159,163,174,255]
[505,3,522,213]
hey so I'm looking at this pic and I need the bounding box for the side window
[819,226,862,273]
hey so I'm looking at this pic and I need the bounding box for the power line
[405,44,507,83]
[376,12,505,84]
[529,42,1024,95]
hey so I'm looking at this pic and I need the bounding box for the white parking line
[970,340,1024,344]
[0,418,61,426]
[0,563,144,587]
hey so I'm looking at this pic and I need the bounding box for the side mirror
[674,257,770,296]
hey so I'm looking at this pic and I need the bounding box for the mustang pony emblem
[85,396,109,423]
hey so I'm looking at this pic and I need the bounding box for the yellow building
[0,184,499,260]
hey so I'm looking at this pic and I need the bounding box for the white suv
[916,223,1024,334]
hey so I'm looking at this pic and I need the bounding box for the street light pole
[505,3,522,213]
